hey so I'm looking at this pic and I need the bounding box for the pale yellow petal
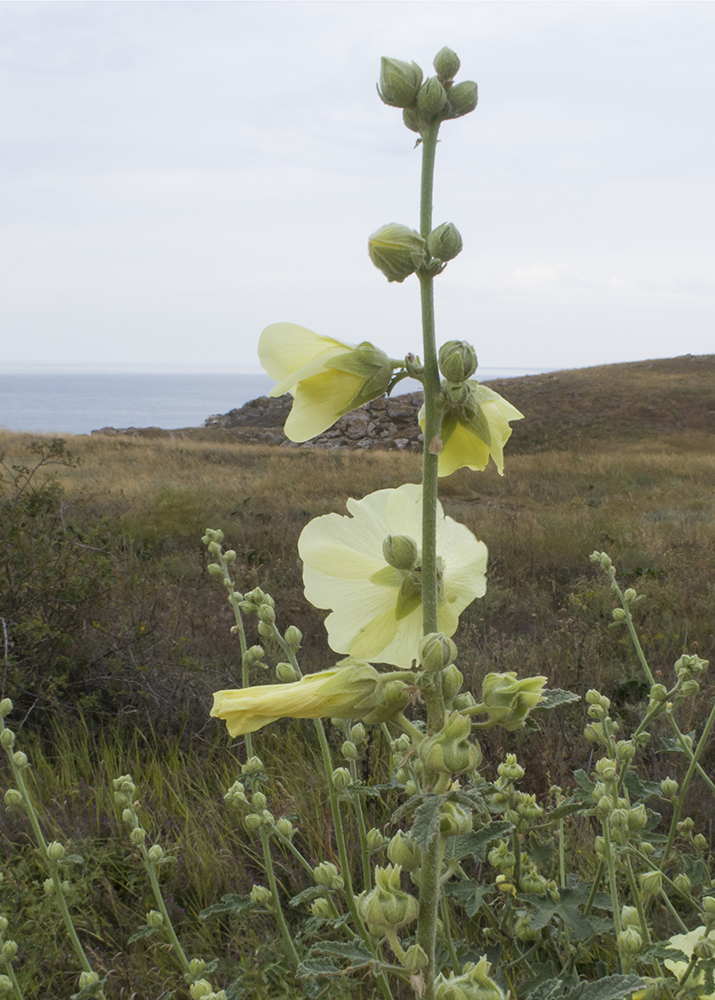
[438,421,491,477]
[285,368,364,441]
[259,323,350,385]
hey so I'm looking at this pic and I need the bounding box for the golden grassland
[1,359,715,996]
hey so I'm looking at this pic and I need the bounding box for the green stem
[259,825,300,967]
[140,840,192,975]
[348,757,373,892]
[440,893,461,975]
[416,116,448,1000]
[661,698,715,868]
[601,820,623,971]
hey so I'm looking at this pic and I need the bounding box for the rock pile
[204,392,425,451]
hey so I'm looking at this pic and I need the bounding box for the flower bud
[612,608,627,622]
[244,814,264,833]
[695,936,715,960]
[388,831,422,871]
[623,588,638,603]
[515,915,541,942]
[257,621,272,637]
[245,645,265,666]
[276,818,295,839]
[403,943,430,972]
[47,841,65,862]
[257,604,275,625]
[78,971,100,989]
[440,801,473,837]
[331,767,351,792]
[313,861,341,888]
[251,792,267,810]
[618,926,643,955]
[382,534,419,570]
[615,740,635,763]
[639,870,662,898]
[649,684,668,703]
[0,917,6,933]
[445,79,478,118]
[441,664,464,702]
[341,740,358,760]
[3,789,22,808]
[0,699,12,718]
[416,76,448,122]
[621,905,640,929]
[0,730,15,750]
[595,757,617,783]
[368,224,426,283]
[1,941,17,960]
[681,679,700,698]
[275,661,300,683]
[242,756,264,775]
[61,879,71,896]
[351,723,366,744]
[285,625,302,650]
[628,804,648,830]
[130,827,146,846]
[438,339,475,383]
[378,57,424,109]
[357,864,418,928]
[190,981,214,1000]
[433,46,460,82]
[435,956,505,1000]
[479,672,547,731]
[250,884,273,907]
[703,896,715,914]
[12,751,28,769]
[419,711,481,775]
[0,977,12,995]
[419,632,457,673]
[660,777,678,799]
[674,874,691,894]
[148,844,164,863]
[311,897,332,919]
[146,910,164,928]
[367,828,385,853]
[694,834,708,851]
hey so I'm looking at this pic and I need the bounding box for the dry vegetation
[1,356,714,996]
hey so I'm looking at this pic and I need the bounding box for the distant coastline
[0,367,553,437]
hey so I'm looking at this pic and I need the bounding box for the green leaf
[312,941,376,968]
[447,820,514,862]
[410,793,445,850]
[659,732,696,754]
[623,770,662,801]
[199,893,252,920]
[525,979,567,1000]
[296,957,342,979]
[534,689,581,711]
[289,886,326,908]
[127,924,161,944]
[443,879,492,917]
[564,974,645,1000]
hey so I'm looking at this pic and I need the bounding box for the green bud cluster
[357,864,418,929]
[435,956,505,1000]
[438,340,476,383]
[313,862,344,891]
[419,711,481,775]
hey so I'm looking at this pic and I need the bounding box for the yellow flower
[211,661,384,737]
[299,483,487,668]
[258,323,393,442]
[664,926,715,998]
[422,381,523,477]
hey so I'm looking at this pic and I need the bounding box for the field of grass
[1,356,714,996]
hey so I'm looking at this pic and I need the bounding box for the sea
[0,367,549,437]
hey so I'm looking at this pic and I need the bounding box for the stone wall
[204,392,425,451]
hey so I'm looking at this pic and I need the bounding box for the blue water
[0,367,548,436]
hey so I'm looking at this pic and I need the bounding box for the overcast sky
[1,1,713,374]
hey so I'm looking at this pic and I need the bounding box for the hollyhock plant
[258,322,394,442]
[299,483,487,668]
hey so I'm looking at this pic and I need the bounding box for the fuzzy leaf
[127,924,161,944]
[525,979,567,1000]
[447,820,514,862]
[296,957,342,979]
[199,893,252,920]
[410,793,445,850]
[564,974,645,1000]
[443,879,492,917]
[623,770,662,801]
[312,941,376,968]
[289,886,326,908]
[534,689,580,711]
